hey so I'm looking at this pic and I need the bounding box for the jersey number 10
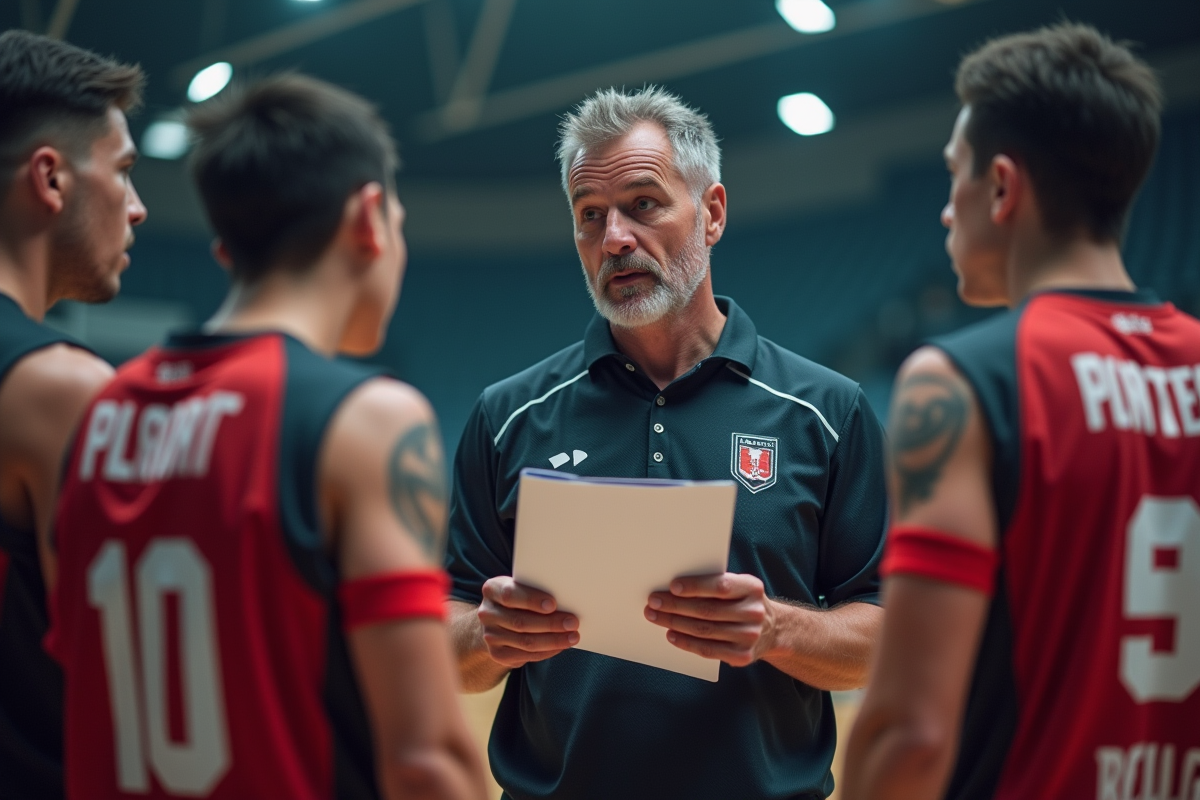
[89,539,231,794]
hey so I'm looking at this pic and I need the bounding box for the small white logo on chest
[549,450,588,469]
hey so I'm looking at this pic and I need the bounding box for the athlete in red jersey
[844,24,1199,800]
[49,76,487,800]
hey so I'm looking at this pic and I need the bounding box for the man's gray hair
[557,86,721,198]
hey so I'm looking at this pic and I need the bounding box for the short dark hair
[187,74,399,283]
[956,23,1161,243]
[0,30,144,181]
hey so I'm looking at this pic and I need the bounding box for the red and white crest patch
[731,433,778,493]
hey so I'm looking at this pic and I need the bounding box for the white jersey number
[1120,497,1200,703]
[88,539,231,794]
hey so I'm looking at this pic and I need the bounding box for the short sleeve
[816,388,888,606]
[444,396,513,605]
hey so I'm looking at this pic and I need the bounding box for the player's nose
[128,181,148,227]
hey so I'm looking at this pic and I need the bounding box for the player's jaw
[340,194,408,357]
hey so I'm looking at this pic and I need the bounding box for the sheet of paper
[512,468,737,682]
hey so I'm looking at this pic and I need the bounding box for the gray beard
[583,227,710,329]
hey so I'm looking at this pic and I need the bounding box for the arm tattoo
[889,373,968,513]
[388,422,448,560]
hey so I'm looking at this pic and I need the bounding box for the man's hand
[478,576,579,669]
[643,573,774,667]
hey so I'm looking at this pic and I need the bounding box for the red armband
[339,570,450,630]
[881,526,999,597]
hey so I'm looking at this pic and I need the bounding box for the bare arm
[322,379,488,800]
[761,599,881,689]
[842,347,996,800]
[448,599,508,694]
[0,344,113,591]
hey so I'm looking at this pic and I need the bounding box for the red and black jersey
[933,289,1200,800]
[0,292,91,800]
[50,332,385,799]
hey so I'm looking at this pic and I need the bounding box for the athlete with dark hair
[49,74,487,800]
[0,29,146,799]
[844,23,1199,800]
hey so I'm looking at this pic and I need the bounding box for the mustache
[125,232,136,250]
[597,253,664,286]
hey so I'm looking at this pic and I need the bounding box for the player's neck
[1007,234,1134,307]
[205,264,356,356]
[608,280,727,390]
[0,231,53,321]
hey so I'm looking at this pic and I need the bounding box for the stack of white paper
[513,468,737,682]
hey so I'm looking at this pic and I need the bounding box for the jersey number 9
[1121,496,1200,703]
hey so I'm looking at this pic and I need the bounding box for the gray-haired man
[446,87,887,799]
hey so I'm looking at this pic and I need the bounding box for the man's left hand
[644,573,776,667]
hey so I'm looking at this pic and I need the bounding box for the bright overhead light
[187,62,232,103]
[776,0,836,34]
[141,120,190,160]
[777,92,835,136]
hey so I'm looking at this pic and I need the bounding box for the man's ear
[988,154,1021,227]
[28,146,70,215]
[211,239,233,271]
[345,182,386,267]
[702,182,728,247]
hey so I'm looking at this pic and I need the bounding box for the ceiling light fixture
[777,92,835,136]
[141,120,190,160]
[776,0,836,34]
[187,62,233,103]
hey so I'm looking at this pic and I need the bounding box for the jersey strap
[881,526,999,596]
[339,569,450,629]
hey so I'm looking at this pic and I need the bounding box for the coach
[446,87,886,800]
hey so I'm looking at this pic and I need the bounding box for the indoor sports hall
[1,1,1198,798]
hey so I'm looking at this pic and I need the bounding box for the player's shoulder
[477,340,588,425]
[338,377,434,437]
[0,343,112,419]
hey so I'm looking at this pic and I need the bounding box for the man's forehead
[567,125,679,198]
[945,106,972,162]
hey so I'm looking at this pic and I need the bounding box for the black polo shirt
[446,296,887,800]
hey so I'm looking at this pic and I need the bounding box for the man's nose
[128,181,148,227]
[602,209,636,257]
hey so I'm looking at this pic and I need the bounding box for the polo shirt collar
[583,295,758,374]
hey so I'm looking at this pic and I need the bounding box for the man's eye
[635,199,656,211]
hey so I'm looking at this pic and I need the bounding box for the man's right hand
[478,576,579,668]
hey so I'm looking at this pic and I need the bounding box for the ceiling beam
[45,0,81,40]
[423,0,461,105]
[416,0,989,141]
[172,0,430,87]
[437,0,518,133]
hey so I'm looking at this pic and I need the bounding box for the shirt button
[655,396,665,406]
[653,423,664,434]
[653,452,664,462]
[625,363,635,372]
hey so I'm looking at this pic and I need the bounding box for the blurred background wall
[4,0,1197,449]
